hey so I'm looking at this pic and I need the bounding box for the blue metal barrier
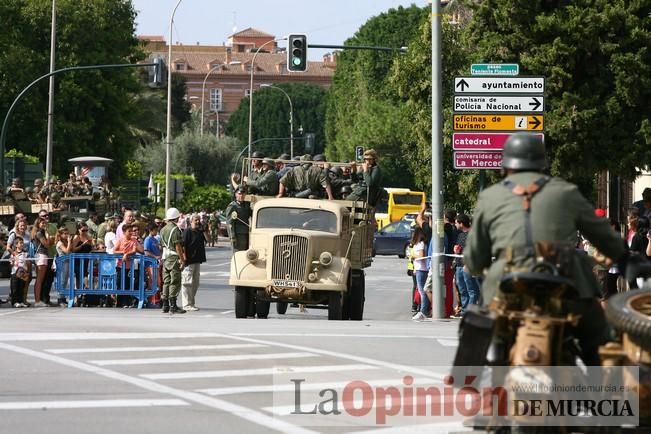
[55,253,159,309]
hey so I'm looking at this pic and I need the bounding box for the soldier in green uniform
[159,207,186,314]
[277,154,334,199]
[346,149,382,205]
[224,186,252,251]
[464,133,627,365]
[245,158,279,196]
[247,151,265,185]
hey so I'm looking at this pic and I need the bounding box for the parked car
[373,220,413,258]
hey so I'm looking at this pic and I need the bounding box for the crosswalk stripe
[0,332,224,342]
[45,344,265,354]
[0,399,188,410]
[90,352,318,366]
[142,364,377,380]
[198,376,442,396]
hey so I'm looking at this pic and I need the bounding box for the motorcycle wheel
[605,289,651,351]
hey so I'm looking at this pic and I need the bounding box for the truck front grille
[272,235,308,280]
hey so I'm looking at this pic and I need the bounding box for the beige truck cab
[228,196,373,320]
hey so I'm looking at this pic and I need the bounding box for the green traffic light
[293,58,302,66]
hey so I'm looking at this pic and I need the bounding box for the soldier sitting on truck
[7,178,25,199]
[346,149,383,206]
[244,158,279,196]
[277,154,334,200]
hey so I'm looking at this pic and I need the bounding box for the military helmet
[50,191,60,201]
[502,133,547,171]
[34,178,43,186]
[313,154,326,162]
[278,153,290,161]
[300,154,312,162]
[252,151,264,159]
[24,186,33,194]
[262,158,275,167]
[363,149,378,160]
[165,207,181,220]
[11,177,21,186]
[340,185,353,195]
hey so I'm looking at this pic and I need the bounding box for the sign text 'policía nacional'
[454,76,545,94]
[454,151,502,169]
[454,95,543,113]
[454,114,543,131]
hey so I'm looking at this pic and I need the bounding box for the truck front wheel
[276,301,288,315]
[328,291,343,320]
[234,286,248,318]
[256,289,271,319]
[348,271,365,321]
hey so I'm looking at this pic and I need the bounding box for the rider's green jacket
[464,171,626,302]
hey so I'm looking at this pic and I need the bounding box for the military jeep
[228,196,374,320]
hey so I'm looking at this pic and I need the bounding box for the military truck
[228,196,374,320]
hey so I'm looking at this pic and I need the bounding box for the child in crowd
[10,238,31,308]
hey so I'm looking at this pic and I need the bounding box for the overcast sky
[132,0,425,59]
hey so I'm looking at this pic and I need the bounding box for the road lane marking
[0,332,224,341]
[221,310,235,315]
[436,339,458,347]
[144,364,377,380]
[230,333,458,340]
[0,308,48,317]
[354,421,473,433]
[90,352,318,366]
[222,334,445,379]
[45,343,265,354]
[0,399,188,410]
[0,342,318,434]
[198,376,442,396]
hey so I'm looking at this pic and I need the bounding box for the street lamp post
[201,61,240,136]
[260,84,293,159]
[164,0,183,211]
[247,38,286,170]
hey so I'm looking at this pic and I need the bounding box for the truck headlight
[319,251,333,267]
[308,272,318,282]
[246,249,258,262]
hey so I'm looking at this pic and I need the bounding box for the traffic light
[355,146,364,161]
[287,34,307,72]
[149,57,167,88]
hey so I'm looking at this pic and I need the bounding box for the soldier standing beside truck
[159,207,186,314]
[225,186,251,251]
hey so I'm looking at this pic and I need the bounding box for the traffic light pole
[0,62,155,186]
[308,44,407,53]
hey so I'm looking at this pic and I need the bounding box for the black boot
[169,297,185,314]
[161,298,170,313]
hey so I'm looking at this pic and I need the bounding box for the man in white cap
[159,207,186,314]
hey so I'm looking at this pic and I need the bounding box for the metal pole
[247,38,285,172]
[260,84,293,158]
[0,63,155,188]
[165,0,183,210]
[431,1,445,319]
[45,0,56,183]
[200,63,224,136]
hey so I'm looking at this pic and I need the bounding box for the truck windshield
[256,207,338,234]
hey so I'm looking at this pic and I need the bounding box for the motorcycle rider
[464,133,627,365]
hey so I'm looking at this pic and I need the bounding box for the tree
[135,113,240,186]
[463,0,651,195]
[324,5,429,188]
[225,83,327,157]
[0,0,149,180]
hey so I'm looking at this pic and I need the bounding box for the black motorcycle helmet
[502,133,547,171]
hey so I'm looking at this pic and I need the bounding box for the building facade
[139,28,336,136]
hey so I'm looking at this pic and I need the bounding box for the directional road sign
[471,63,519,76]
[454,76,545,94]
[453,114,544,131]
[454,151,503,170]
[453,133,545,150]
[454,95,543,113]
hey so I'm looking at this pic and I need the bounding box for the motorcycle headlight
[319,251,333,267]
[246,249,258,262]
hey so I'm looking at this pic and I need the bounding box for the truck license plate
[272,279,301,288]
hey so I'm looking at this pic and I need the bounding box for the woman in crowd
[114,223,144,307]
[104,219,117,254]
[411,226,430,321]
[30,216,53,307]
[54,226,74,305]
[6,219,30,257]
[71,222,94,303]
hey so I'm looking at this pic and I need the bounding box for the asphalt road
[0,241,466,434]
